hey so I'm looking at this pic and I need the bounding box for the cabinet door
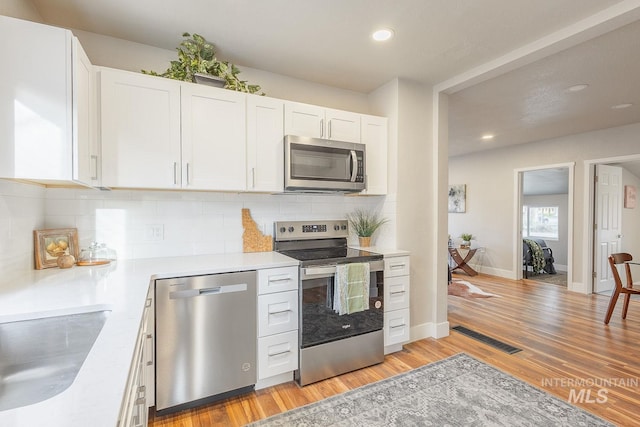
[258,266,298,295]
[258,290,298,337]
[0,16,73,181]
[72,38,98,187]
[100,68,181,189]
[181,84,246,191]
[325,108,361,143]
[361,115,387,195]
[247,95,284,192]
[284,102,324,138]
[385,256,411,277]
[384,308,410,346]
[258,330,298,380]
[384,275,410,312]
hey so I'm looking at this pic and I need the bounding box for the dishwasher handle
[169,283,248,299]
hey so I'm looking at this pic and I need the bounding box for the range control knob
[341,225,347,230]
[279,227,286,233]
[334,225,340,231]
[288,226,295,233]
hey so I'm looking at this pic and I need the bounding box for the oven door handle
[302,265,337,277]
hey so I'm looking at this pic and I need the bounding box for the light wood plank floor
[150,273,640,427]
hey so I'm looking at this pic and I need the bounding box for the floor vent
[452,325,522,354]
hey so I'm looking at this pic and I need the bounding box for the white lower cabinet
[257,266,299,387]
[118,287,154,427]
[384,254,411,354]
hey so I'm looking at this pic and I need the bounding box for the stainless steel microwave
[284,135,366,193]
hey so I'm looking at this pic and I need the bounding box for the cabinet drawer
[258,290,298,337]
[258,266,299,295]
[384,308,410,346]
[384,276,410,312]
[258,330,298,380]
[384,256,410,277]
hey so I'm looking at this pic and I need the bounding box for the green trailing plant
[460,233,474,242]
[347,209,388,238]
[142,32,263,94]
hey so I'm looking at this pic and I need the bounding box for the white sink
[0,307,111,411]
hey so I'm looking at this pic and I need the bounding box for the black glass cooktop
[279,247,382,266]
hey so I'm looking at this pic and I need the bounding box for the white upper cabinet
[100,68,181,189]
[73,39,99,187]
[361,115,388,195]
[100,68,247,191]
[246,95,284,192]
[0,16,96,186]
[284,102,360,143]
[181,84,246,191]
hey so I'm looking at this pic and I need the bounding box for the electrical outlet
[145,224,164,241]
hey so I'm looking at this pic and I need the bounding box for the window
[522,206,559,239]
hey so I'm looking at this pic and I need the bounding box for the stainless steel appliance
[274,220,384,386]
[284,135,366,193]
[155,271,257,414]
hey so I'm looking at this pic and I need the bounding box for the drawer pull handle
[390,323,406,329]
[390,290,406,295]
[390,264,406,269]
[269,309,292,315]
[268,277,292,283]
[268,349,291,357]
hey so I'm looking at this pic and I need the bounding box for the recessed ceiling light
[372,28,394,42]
[566,84,589,92]
[611,103,633,110]
[481,134,495,141]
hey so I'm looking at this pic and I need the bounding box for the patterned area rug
[528,271,568,286]
[247,353,611,427]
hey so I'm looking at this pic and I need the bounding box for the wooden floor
[150,274,640,427]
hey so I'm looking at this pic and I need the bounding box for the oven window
[300,271,383,348]
[291,145,351,181]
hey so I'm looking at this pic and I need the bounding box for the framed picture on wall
[448,184,466,213]
[624,185,637,209]
[34,228,79,269]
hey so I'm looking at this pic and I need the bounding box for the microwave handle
[350,150,358,182]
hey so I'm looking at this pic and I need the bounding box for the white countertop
[0,252,298,427]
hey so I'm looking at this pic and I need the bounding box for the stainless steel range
[274,220,384,386]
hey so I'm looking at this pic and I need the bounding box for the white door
[594,164,623,293]
[100,68,181,189]
[181,84,247,191]
[360,115,388,195]
[246,95,284,192]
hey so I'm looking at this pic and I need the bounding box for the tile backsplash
[1,178,396,281]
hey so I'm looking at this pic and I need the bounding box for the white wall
[0,179,45,281]
[449,121,640,286]
[71,29,371,114]
[0,0,42,22]
[622,167,640,258]
[523,193,569,269]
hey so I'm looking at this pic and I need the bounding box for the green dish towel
[334,263,370,315]
[524,238,546,274]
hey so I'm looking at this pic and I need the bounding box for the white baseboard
[475,265,516,279]
[568,281,589,294]
[554,264,568,271]
[410,321,450,341]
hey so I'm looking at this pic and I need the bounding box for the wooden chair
[604,253,640,324]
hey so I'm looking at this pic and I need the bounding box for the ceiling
[25,0,640,158]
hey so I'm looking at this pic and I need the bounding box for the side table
[448,247,480,276]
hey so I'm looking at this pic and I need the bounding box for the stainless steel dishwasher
[155,270,257,414]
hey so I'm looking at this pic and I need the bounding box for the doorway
[514,163,574,288]
[586,156,640,294]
